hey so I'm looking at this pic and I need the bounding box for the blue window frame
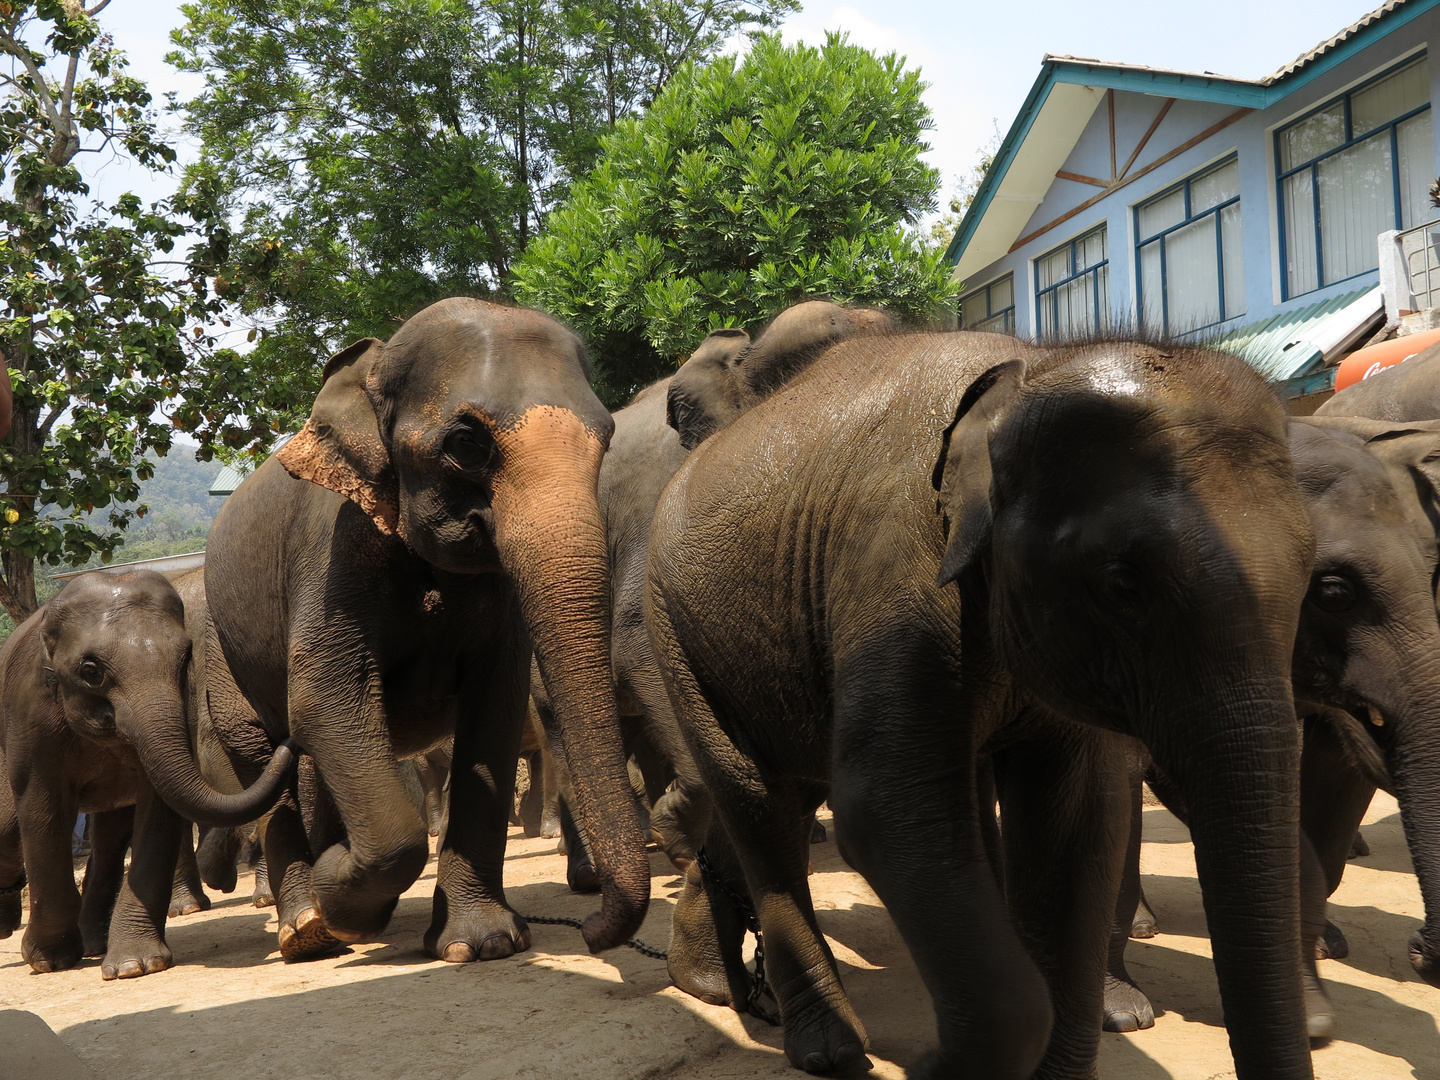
[960,274,1015,333]
[1277,54,1434,299]
[1135,156,1245,336]
[1036,226,1108,339]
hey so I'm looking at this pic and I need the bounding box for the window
[1136,157,1245,335]
[1278,55,1435,298]
[960,274,1015,333]
[1036,226,1108,338]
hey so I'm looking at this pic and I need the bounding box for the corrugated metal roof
[1267,1,1407,82]
[52,550,206,581]
[208,433,292,496]
[1205,286,1383,382]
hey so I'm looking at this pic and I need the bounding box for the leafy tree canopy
[511,32,959,404]
[168,0,796,436]
[0,1,274,620]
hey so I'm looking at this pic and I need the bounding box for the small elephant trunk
[489,406,650,952]
[1157,682,1314,1080]
[118,692,296,829]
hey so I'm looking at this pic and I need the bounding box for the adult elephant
[0,570,294,978]
[1104,416,1440,1036]
[201,298,649,963]
[540,300,893,889]
[647,334,1315,1078]
[1315,342,1440,420]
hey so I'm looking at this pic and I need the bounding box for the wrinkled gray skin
[537,301,894,892]
[648,335,1316,1078]
[1315,341,1440,421]
[201,298,649,965]
[0,571,294,979]
[1104,418,1440,1040]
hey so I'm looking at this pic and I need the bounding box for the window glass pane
[1037,248,1069,290]
[960,290,988,327]
[1317,134,1393,282]
[1093,263,1109,331]
[1137,187,1185,240]
[1076,227,1107,270]
[1220,203,1246,320]
[1353,59,1429,138]
[1397,111,1437,229]
[990,275,1014,312]
[1056,277,1089,336]
[1190,159,1240,214]
[1163,216,1222,333]
[1140,241,1163,332]
[1284,170,1318,295]
[1281,103,1345,172]
[975,313,1009,333]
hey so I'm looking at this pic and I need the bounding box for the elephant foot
[101,936,173,980]
[567,851,600,894]
[810,819,827,844]
[1304,967,1336,1042]
[168,882,211,918]
[782,995,871,1075]
[252,858,275,908]
[1102,972,1156,1032]
[1317,920,1349,961]
[307,842,422,943]
[1408,929,1440,987]
[0,878,24,938]
[424,901,530,963]
[668,862,751,1008]
[1348,830,1370,859]
[278,908,345,962]
[80,917,109,958]
[1130,896,1159,939]
[540,813,562,839]
[23,927,84,974]
[196,829,239,894]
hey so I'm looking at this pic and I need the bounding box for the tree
[511,32,959,405]
[167,0,796,437]
[0,2,273,620]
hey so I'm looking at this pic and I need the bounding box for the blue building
[945,0,1440,405]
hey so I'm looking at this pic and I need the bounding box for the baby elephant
[0,570,294,978]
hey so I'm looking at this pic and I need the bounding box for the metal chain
[696,847,781,1026]
[521,912,670,961]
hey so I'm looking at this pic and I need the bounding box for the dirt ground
[1,794,1436,1080]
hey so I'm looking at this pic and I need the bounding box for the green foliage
[0,2,276,620]
[511,32,959,404]
[168,0,796,437]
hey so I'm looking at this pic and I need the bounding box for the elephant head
[39,570,295,828]
[934,343,1316,1075]
[1295,415,1440,987]
[666,300,895,450]
[275,297,648,950]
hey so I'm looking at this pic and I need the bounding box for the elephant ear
[931,360,1025,587]
[276,338,399,536]
[666,328,750,451]
[1308,417,1440,543]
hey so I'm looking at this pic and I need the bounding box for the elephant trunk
[118,691,296,829]
[1157,681,1313,1080]
[489,406,650,952]
[1386,686,1440,986]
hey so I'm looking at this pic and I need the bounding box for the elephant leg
[992,722,1130,1080]
[266,794,340,961]
[169,822,211,917]
[830,686,1052,1080]
[1103,753,1155,1033]
[424,643,531,963]
[558,796,599,893]
[101,783,181,979]
[252,852,275,908]
[1300,717,1375,963]
[0,766,21,939]
[1131,885,1158,938]
[539,738,561,838]
[668,820,759,1008]
[195,824,241,894]
[642,700,711,873]
[16,776,84,973]
[1300,831,1336,1041]
[78,806,134,956]
[517,751,544,837]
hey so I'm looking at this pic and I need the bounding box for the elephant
[195,297,649,964]
[646,333,1317,1078]
[1314,341,1440,421]
[537,300,893,891]
[0,570,295,978]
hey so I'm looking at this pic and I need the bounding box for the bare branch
[0,32,64,136]
[85,0,113,16]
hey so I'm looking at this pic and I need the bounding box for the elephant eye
[76,658,104,687]
[1101,561,1144,607]
[444,426,499,473]
[1310,573,1358,613]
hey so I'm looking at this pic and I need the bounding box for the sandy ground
[1,795,1436,1080]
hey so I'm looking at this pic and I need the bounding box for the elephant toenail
[442,942,476,963]
[478,936,513,960]
[1105,1013,1140,1033]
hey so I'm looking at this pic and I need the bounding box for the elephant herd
[3,294,1440,1080]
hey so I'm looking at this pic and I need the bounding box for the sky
[68,0,1403,213]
